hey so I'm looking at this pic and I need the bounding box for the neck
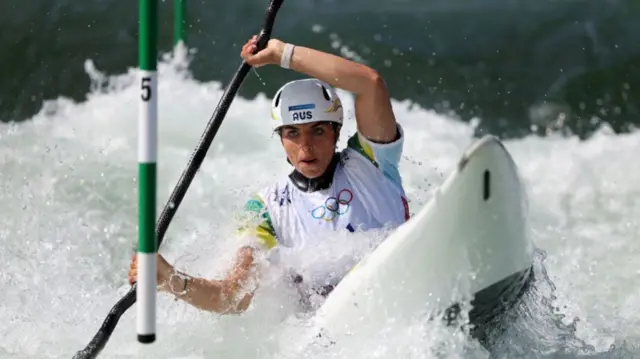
[288,154,340,192]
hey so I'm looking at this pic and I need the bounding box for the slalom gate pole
[174,0,187,46]
[71,0,284,357]
[137,0,159,345]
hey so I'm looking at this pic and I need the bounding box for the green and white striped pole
[137,0,158,344]
[174,0,187,46]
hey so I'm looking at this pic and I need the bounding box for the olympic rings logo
[311,189,354,222]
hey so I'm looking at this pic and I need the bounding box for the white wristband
[280,43,295,69]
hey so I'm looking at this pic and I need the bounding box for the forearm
[241,36,398,142]
[287,44,397,143]
[288,45,382,97]
[163,273,251,314]
[161,246,258,314]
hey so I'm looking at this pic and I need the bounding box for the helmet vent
[274,91,282,107]
[320,85,331,101]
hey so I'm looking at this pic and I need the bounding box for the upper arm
[347,124,404,190]
[354,72,398,144]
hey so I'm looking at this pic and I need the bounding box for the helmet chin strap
[288,153,341,192]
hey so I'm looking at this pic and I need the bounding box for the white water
[0,49,638,359]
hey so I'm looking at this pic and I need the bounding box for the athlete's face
[280,122,338,178]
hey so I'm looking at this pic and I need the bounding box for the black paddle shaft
[72,1,284,358]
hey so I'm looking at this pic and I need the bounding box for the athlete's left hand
[240,35,285,68]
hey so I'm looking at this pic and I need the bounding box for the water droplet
[251,68,266,87]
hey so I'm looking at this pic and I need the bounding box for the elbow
[232,294,254,313]
[212,294,253,315]
[366,69,383,85]
[211,282,254,315]
[363,68,389,96]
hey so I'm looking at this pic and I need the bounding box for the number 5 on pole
[141,77,152,102]
[138,0,158,344]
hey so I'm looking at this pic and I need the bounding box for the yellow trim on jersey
[358,133,376,162]
[255,223,277,249]
[238,195,278,249]
[347,132,378,167]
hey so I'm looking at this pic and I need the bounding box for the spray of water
[0,46,638,358]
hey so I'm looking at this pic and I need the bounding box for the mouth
[299,158,318,165]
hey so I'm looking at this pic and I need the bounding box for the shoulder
[240,177,291,250]
[341,124,405,190]
[345,123,404,166]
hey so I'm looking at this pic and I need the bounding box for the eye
[313,126,326,136]
[284,129,299,138]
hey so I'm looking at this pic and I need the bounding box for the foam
[0,49,638,358]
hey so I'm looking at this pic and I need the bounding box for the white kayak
[299,134,535,350]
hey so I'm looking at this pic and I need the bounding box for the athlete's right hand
[240,35,285,68]
[128,253,172,289]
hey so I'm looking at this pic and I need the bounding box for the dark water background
[1,0,638,139]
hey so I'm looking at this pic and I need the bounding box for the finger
[244,55,258,67]
[249,50,271,64]
[241,42,258,59]
[241,40,252,53]
[242,47,255,60]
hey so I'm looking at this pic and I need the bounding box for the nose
[298,131,314,150]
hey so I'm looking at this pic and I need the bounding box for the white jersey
[241,125,409,253]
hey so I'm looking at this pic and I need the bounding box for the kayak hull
[307,134,534,348]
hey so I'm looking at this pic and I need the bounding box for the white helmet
[271,78,343,131]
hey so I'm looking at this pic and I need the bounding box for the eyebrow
[282,123,329,131]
